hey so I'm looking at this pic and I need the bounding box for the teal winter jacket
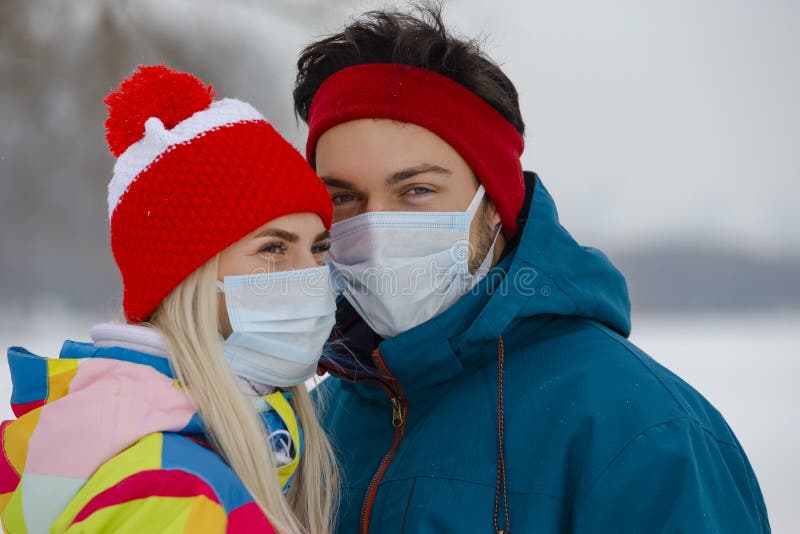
[317,173,769,533]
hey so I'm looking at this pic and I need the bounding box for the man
[295,6,770,533]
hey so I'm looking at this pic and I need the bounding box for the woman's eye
[260,242,286,254]
[331,192,357,206]
[312,242,331,254]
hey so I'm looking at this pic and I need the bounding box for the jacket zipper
[358,349,408,534]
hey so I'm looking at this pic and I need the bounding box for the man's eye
[312,242,331,254]
[406,186,433,196]
[331,192,357,205]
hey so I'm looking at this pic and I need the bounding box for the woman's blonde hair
[149,255,338,533]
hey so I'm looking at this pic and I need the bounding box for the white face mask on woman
[217,265,337,387]
[329,185,499,339]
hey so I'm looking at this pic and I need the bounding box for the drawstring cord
[494,335,510,534]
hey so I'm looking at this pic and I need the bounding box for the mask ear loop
[268,429,294,463]
[465,185,487,218]
[467,184,501,275]
[475,224,503,277]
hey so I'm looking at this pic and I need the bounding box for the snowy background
[1,0,797,531]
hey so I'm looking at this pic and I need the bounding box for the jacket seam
[344,473,567,501]
[0,422,21,481]
[516,257,580,315]
[163,436,229,509]
[70,466,227,527]
[573,415,740,520]
[399,477,417,533]
[580,319,738,447]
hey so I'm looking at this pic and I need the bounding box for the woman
[0,66,338,533]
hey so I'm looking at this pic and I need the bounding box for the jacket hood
[8,338,301,454]
[8,341,201,435]
[329,172,631,393]
[3,337,301,530]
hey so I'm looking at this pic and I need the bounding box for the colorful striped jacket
[0,339,301,533]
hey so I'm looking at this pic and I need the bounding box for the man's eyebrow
[320,163,451,190]
[254,228,299,243]
[320,176,357,190]
[386,164,452,186]
[314,230,331,242]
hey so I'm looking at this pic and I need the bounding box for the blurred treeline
[0,0,342,313]
[2,0,799,316]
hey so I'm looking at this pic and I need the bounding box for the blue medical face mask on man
[217,265,337,387]
[328,185,500,338]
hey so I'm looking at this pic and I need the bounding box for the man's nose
[363,195,387,213]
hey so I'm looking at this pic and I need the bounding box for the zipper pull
[391,397,404,428]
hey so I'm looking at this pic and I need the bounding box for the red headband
[306,63,525,237]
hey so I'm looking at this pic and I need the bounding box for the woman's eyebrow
[254,228,299,243]
[314,231,331,242]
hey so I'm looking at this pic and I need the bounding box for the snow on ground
[629,312,798,533]
[1,307,797,531]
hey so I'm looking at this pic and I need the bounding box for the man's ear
[482,198,507,266]
[485,198,502,229]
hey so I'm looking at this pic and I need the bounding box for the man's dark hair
[293,2,525,136]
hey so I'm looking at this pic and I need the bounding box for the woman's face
[217,212,329,337]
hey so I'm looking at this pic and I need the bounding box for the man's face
[315,118,505,271]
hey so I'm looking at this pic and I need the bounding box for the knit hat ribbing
[105,65,332,323]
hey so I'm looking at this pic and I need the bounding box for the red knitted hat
[105,65,332,323]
